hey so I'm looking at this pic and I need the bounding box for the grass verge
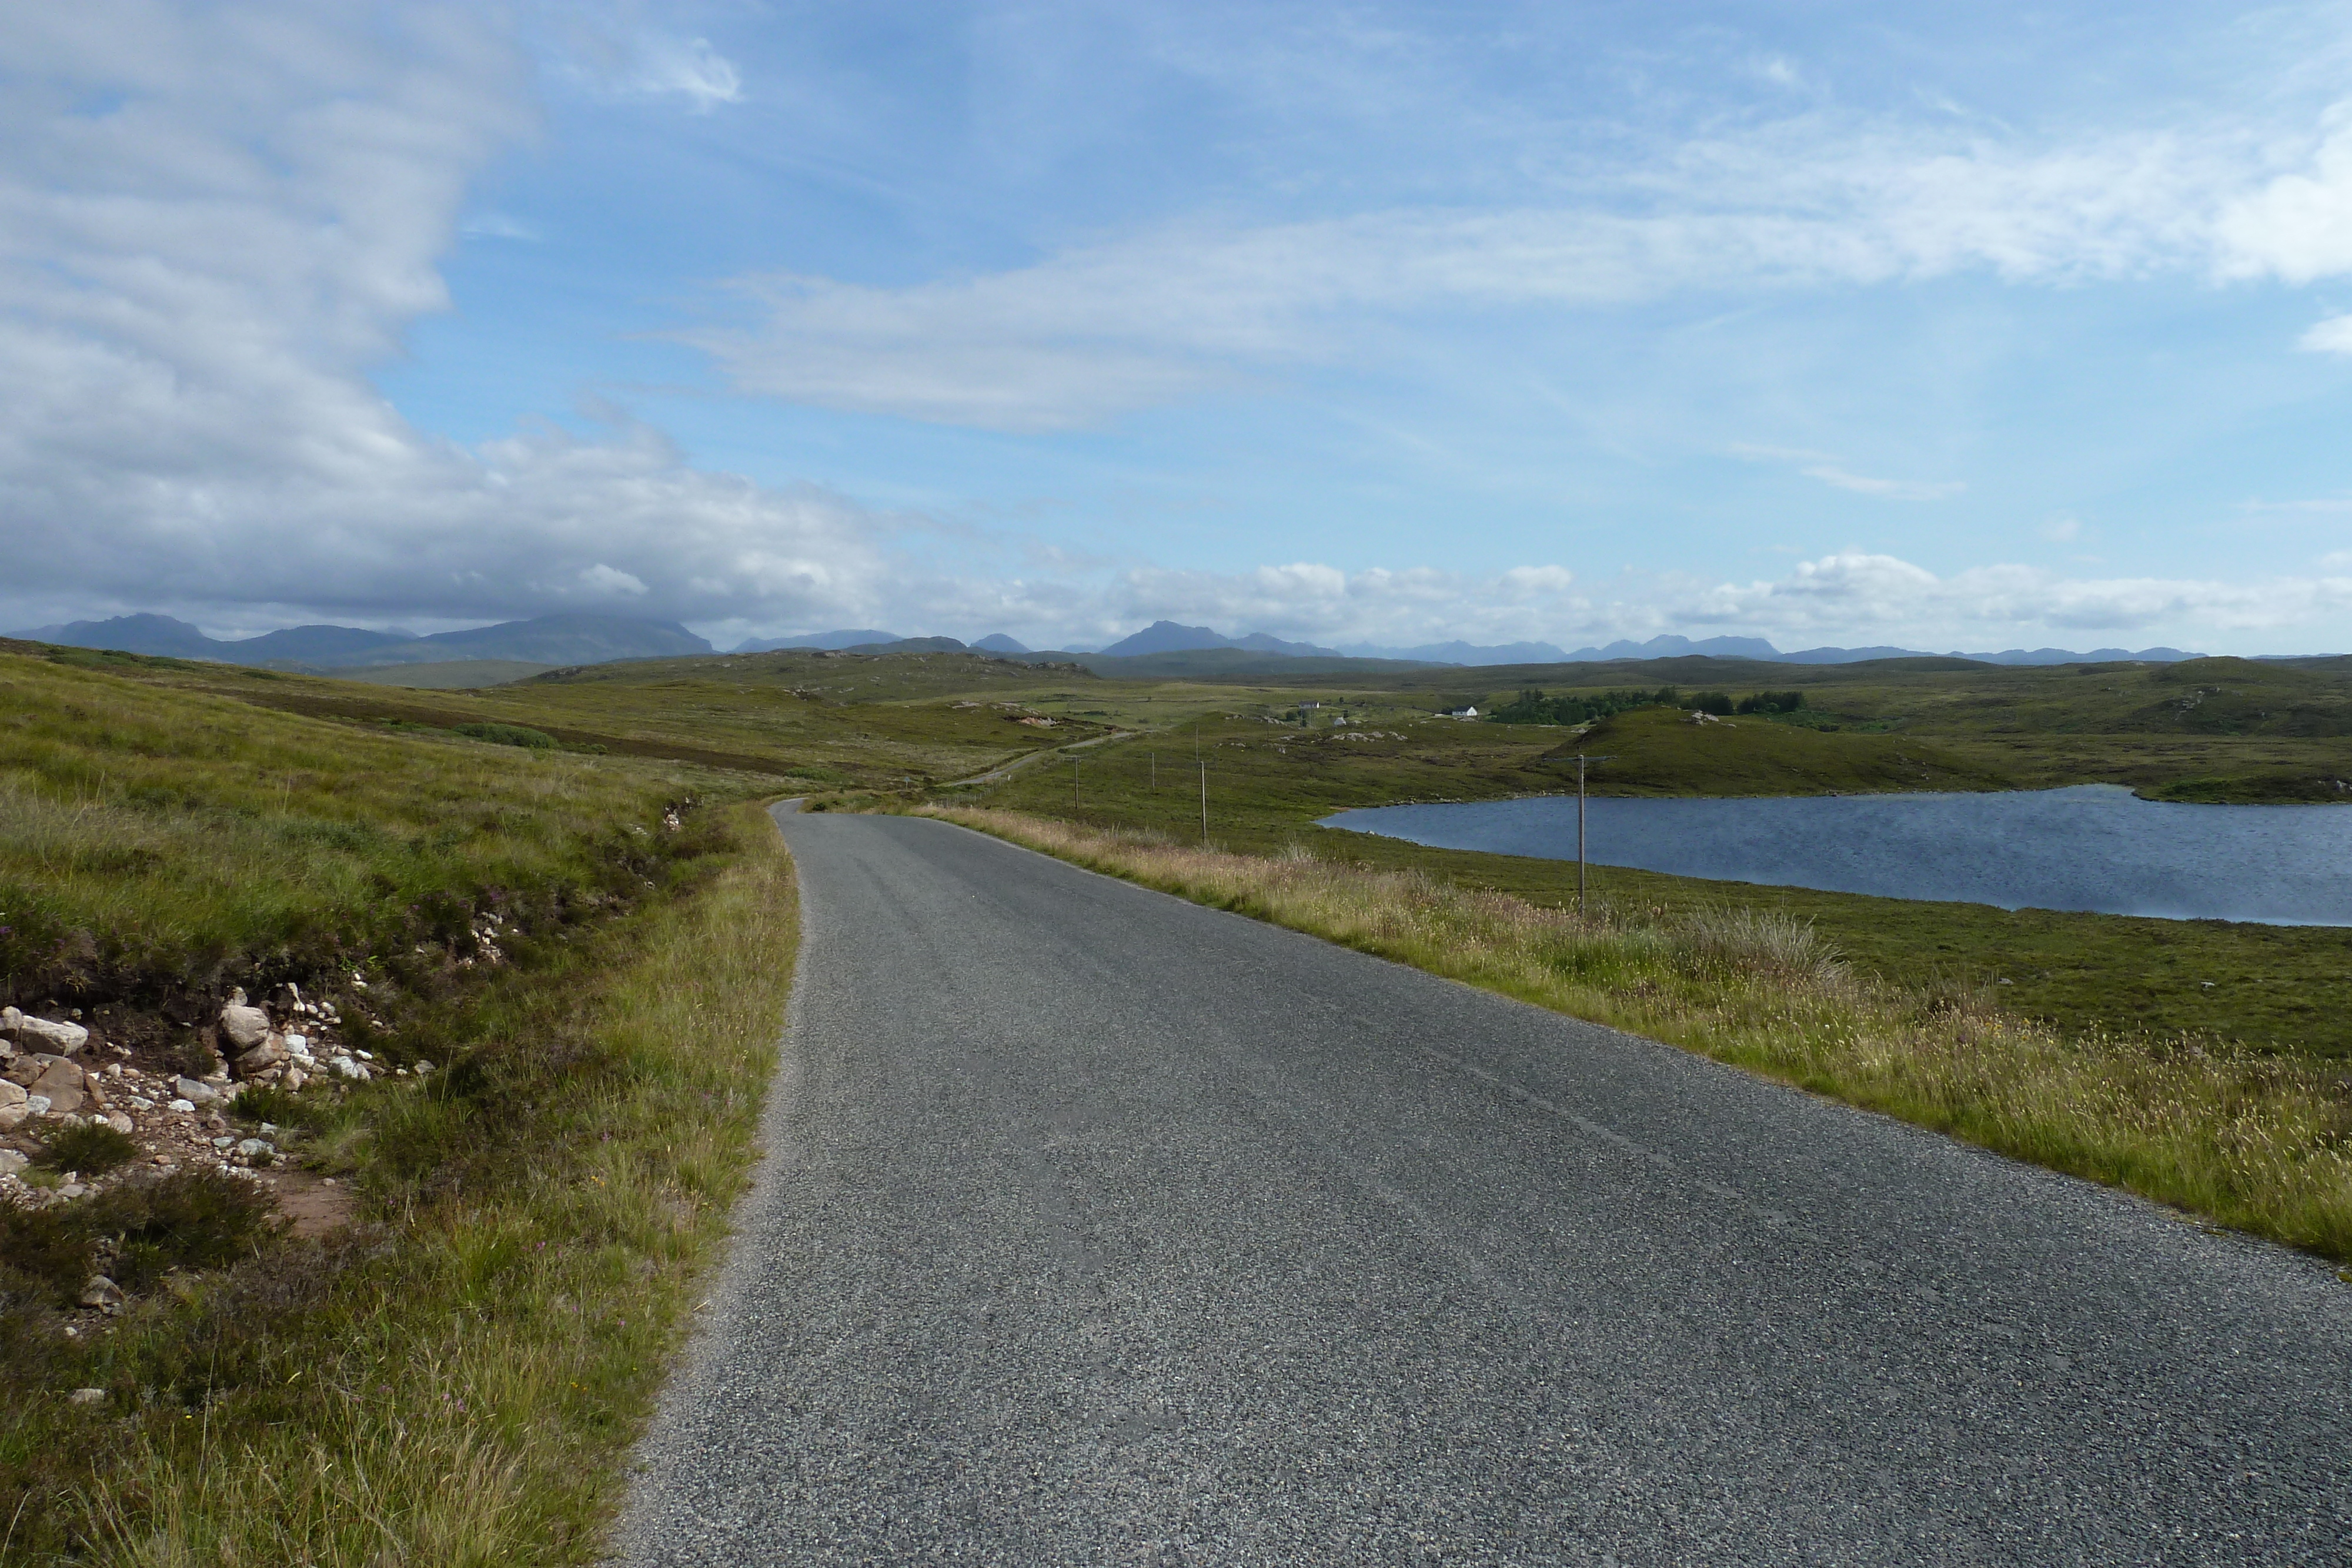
[926,805,2352,1265]
[3,801,797,1564]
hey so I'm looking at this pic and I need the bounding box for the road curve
[615,810,2350,1566]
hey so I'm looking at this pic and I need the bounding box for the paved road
[616,810,2352,1566]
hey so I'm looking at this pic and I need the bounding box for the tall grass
[6,804,799,1564]
[928,806,2352,1262]
[0,651,713,1003]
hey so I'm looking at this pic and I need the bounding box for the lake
[1319,785,2352,925]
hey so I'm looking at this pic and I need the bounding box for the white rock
[218,992,272,1050]
[129,1096,155,1111]
[66,1388,105,1405]
[168,1098,196,1114]
[173,1076,219,1104]
[56,1183,85,1199]
[283,1067,307,1091]
[284,1032,308,1052]
[105,1113,133,1135]
[1,1007,88,1055]
[330,1056,369,1081]
[0,1149,24,1176]
[24,1095,51,1116]
[210,1136,235,1150]
[233,1138,274,1160]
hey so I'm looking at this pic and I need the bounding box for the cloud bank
[1,2,2348,659]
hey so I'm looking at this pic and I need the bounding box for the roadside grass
[926,806,2352,1263]
[5,800,797,1564]
[967,719,2352,1057]
[0,650,731,1007]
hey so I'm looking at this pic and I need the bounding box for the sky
[6,2,2352,655]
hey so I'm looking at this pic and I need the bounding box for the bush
[35,1119,139,1178]
[1487,686,1682,726]
[1736,690,1807,715]
[450,722,557,750]
[1693,690,1735,716]
[0,1169,276,1305]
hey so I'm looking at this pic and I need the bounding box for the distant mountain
[376,614,711,667]
[1948,646,2199,666]
[1339,639,1567,666]
[12,611,711,668]
[1097,620,1345,658]
[1559,634,1786,663]
[234,624,417,661]
[1776,645,1936,664]
[1097,621,1234,657]
[23,613,221,658]
[732,629,900,653]
[971,633,1031,654]
[844,636,967,654]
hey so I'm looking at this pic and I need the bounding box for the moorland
[5,633,2350,1561]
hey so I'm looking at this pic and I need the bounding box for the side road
[617,809,2351,1566]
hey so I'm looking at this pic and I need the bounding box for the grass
[927,805,2352,1264]
[963,714,2352,1056]
[0,649,737,1009]
[2,800,798,1563]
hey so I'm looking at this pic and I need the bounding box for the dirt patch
[258,1167,356,1238]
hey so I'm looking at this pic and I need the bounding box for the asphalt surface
[615,809,2352,1566]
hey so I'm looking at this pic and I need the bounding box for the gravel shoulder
[617,809,2352,1566]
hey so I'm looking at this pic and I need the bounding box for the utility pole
[1574,753,1616,917]
[1198,758,1209,847]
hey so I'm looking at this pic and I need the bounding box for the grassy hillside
[0,649,799,1561]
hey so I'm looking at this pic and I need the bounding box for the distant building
[1444,705,1479,719]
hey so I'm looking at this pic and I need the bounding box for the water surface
[1321,785,2352,925]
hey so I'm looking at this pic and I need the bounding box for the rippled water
[1320,785,2352,925]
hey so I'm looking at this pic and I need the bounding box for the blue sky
[6,1,2352,652]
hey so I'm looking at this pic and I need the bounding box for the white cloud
[2298,311,2352,353]
[1678,551,2352,640]
[686,88,2352,430]
[0,3,904,636]
[625,35,741,112]
[1730,444,1963,502]
[461,212,540,240]
[574,563,650,597]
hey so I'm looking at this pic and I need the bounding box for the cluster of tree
[1485,686,1683,725]
[1686,690,1810,716]
[1488,686,1810,724]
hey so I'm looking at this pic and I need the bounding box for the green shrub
[34,1119,139,1178]
[450,722,556,750]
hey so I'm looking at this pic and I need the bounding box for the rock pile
[0,983,420,1213]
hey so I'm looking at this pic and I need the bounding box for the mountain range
[10,612,2207,673]
[12,612,713,668]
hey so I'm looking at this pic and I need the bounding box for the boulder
[24,1057,85,1115]
[173,1076,219,1105]
[233,1035,289,1078]
[103,1112,133,1135]
[0,1149,25,1176]
[0,1104,28,1132]
[218,991,272,1051]
[0,1007,87,1056]
[0,1079,22,1109]
[78,1276,123,1310]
